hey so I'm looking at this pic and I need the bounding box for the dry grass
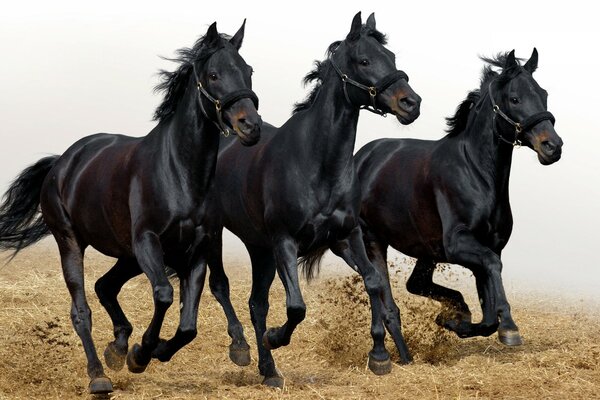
[0,245,599,399]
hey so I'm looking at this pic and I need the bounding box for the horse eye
[510,97,520,104]
[209,73,218,81]
[360,59,370,66]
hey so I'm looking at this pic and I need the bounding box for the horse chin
[396,115,411,125]
[537,151,561,165]
[236,131,260,147]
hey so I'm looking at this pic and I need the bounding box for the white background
[1,1,598,299]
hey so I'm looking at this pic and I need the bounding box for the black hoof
[104,342,126,371]
[262,328,278,351]
[368,353,392,375]
[262,371,284,388]
[498,329,523,346]
[89,376,113,394]
[127,343,148,373]
[229,342,251,366]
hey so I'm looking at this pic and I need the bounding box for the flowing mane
[153,33,231,122]
[445,52,525,136]
[292,25,388,114]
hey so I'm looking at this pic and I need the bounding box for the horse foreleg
[95,257,142,371]
[331,226,405,374]
[444,227,521,345]
[207,234,250,366]
[126,231,173,373]
[152,255,207,362]
[246,245,282,387]
[262,238,305,351]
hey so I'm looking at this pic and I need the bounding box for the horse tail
[0,155,59,255]
[298,246,328,282]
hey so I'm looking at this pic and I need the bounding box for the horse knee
[177,327,197,345]
[70,305,92,330]
[363,273,384,297]
[153,284,174,309]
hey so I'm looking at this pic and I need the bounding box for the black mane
[153,34,230,122]
[445,51,524,136]
[292,26,388,114]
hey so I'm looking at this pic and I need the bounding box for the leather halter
[488,80,555,147]
[329,54,409,116]
[192,64,259,137]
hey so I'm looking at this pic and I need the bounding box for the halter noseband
[488,80,555,147]
[329,53,409,116]
[192,64,259,137]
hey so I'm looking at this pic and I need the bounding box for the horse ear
[347,11,362,41]
[230,19,246,50]
[505,50,517,68]
[366,13,376,30]
[523,48,538,73]
[205,22,220,46]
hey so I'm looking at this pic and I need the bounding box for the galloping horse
[203,12,421,387]
[353,49,562,347]
[0,21,261,394]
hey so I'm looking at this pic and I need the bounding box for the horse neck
[461,101,514,199]
[153,77,220,195]
[298,71,360,179]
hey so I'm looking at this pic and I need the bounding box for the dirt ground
[0,244,598,399]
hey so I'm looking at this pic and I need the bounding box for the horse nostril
[399,96,418,112]
[541,140,556,155]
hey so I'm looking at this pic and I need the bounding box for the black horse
[202,12,421,387]
[0,21,261,394]
[353,49,562,347]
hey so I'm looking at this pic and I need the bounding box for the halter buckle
[514,139,522,148]
[222,129,230,137]
[492,105,500,113]
[368,87,377,97]
[341,74,348,82]
[215,100,222,112]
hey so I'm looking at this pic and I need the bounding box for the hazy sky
[1,1,598,298]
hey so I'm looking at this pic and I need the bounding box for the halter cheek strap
[329,56,409,116]
[488,81,555,147]
[193,64,259,137]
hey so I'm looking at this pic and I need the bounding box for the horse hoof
[498,329,523,346]
[89,376,113,394]
[104,342,126,371]
[368,355,392,375]
[262,373,284,388]
[229,342,251,366]
[127,344,148,373]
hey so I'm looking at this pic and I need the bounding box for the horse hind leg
[207,235,250,366]
[406,258,473,331]
[55,233,112,394]
[95,257,142,371]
